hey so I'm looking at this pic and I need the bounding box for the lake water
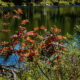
[0,5,80,41]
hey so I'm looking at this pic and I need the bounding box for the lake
[0,5,80,41]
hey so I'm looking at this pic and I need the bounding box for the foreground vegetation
[0,8,80,80]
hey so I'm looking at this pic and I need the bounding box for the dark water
[0,6,80,41]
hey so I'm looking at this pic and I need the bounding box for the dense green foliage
[1,0,80,5]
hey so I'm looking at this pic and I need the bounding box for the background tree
[2,0,23,5]
[1,0,43,5]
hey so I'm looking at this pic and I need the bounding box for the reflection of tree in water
[0,6,80,40]
[24,6,80,35]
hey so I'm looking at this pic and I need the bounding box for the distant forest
[1,0,80,5]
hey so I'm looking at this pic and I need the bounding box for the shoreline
[1,4,80,8]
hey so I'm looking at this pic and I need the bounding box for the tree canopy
[1,0,43,5]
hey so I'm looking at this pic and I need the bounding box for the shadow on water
[0,6,80,40]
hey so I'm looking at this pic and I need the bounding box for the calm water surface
[0,6,80,41]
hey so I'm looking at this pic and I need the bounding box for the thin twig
[37,63,50,80]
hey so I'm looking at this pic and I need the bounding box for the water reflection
[0,6,80,40]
